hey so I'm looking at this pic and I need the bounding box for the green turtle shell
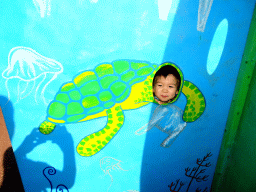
[46,60,157,124]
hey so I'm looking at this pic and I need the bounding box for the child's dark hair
[153,65,181,91]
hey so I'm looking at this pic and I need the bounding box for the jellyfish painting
[197,0,214,32]
[33,0,52,18]
[135,104,186,147]
[100,156,128,192]
[2,46,63,105]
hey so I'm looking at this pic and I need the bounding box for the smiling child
[153,65,181,105]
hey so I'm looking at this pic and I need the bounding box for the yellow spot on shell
[74,71,97,87]
[48,117,65,123]
[95,64,114,77]
[61,83,75,92]
[82,96,99,108]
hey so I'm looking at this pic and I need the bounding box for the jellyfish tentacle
[107,171,113,182]
[16,79,23,103]
[106,170,113,192]
[5,78,20,104]
[17,79,31,103]
[117,163,129,172]
[35,72,60,105]
[35,73,47,104]
[20,80,36,100]
[41,72,59,104]
[20,80,29,95]
[5,79,11,102]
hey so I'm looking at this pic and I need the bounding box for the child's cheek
[153,87,156,94]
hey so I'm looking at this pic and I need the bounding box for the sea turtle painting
[39,60,205,157]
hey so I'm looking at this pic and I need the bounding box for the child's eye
[158,85,162,87]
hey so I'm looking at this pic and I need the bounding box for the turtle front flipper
[39,121,56,134]
[182,81,206,122]
[77,105,124,157]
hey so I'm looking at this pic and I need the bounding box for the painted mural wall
[0,0,255,191]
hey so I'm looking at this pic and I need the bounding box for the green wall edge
[211,4,256,191]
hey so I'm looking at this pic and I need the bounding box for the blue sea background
[0,0,255,191]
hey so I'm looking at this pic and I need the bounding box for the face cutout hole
[152,64,182,105]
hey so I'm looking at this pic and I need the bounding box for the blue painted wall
[0,0,255,191]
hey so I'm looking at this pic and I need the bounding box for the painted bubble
[2,46,63,104]
[207,19,228,75]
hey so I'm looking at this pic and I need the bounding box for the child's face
[153,74,179,104]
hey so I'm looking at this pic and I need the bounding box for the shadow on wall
[0,95,77,191]
[0,96,24,191]
[15,126,76,192]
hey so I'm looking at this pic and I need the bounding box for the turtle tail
[182,80,206,122]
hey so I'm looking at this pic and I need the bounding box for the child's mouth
[161,95,168,98]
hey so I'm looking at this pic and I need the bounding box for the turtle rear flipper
[39,121,56,134]
[182,80,206,122]
[77,105,124,157]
